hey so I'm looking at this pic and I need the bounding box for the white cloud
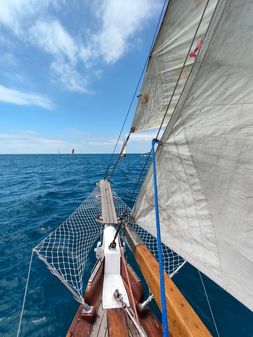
[51,61,88,93]
[29,20,77,63]
[0,0,162,92]
[0,53,17,67]
[0,131,70,154]
[85,138,117,146]
[92,0,160,63]
[29,19,90,92]
[129,130,158,142]
[80,130,158,149]
[0,0,28,34]
[0,130,116,154]
[0,129,155,154]
[79,46,93,65]
[0,85,53,109]
[0,0,56,35]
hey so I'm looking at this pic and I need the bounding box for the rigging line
[122,0,212,215]
[198,270,221,337]
[119,242,139,323]
[156,0,212,140]
[108,130,131,181]
[122,151,151,215]
[104,0,168,180]
[103,101,137,180]
[151,138,169,337]
[16,250,34,337]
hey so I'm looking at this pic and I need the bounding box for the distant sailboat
[72,148,75,155]
[140,152,149,157]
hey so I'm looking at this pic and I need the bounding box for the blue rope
[151,138,169,337]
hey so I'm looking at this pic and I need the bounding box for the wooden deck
[66,180,162,337]
[90,303,108,337]
[66,258,162,337]
[99,180,117,224]
[66,259,104,337]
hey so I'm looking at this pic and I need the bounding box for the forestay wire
[34,186,185,303]
[16,184,185,336]
[29,0,214,311]
[121,0,214,216]
[16,251,34,337]
[198,271,221,337]
[107,0,213,185]
[104,0,168,180]
[155,0,213,139]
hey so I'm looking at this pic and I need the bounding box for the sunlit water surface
[0,154,252,337]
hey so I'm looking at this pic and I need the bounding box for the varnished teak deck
[66,259,162,337]
[67,179,163,337]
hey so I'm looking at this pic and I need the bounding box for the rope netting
[34,185,185,304]
[34,187,103,304]
[113,192,185,278]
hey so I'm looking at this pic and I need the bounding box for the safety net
[34,185,185,303]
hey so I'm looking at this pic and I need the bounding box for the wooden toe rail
[126,225,212,337]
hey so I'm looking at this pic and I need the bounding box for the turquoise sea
[0,154,252,337]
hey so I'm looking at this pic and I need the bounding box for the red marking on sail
[189,38,204,58]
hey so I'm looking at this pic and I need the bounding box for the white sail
[121,138,127,156]
[132,0,253,312]
[131,0,218,132]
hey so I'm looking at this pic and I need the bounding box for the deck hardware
[108,224,122,249]
[81,303,96,321]
[113,289,125,306]
[114,290,148,337]
[95,214,103,223]
[138,294,154,312]
[94,242,104,260]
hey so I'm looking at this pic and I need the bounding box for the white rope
[16,250,34,337]
[198,270,221,337]
[33,186,184,305]
[33,187,102,303]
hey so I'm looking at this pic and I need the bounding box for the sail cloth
[132,0,253,312]
[131,0,218,132]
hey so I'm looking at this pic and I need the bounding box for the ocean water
[0,154,252,337]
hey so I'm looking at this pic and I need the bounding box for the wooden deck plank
[67,213,164,337]
[90,303,107,337]
[67,257,163,337]
[66,304,93,337]
[66,261,104,337]
[126,315,139,337]
[99,180,117,224]
[107,309,128,337]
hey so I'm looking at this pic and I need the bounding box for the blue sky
[0,0,163,154]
